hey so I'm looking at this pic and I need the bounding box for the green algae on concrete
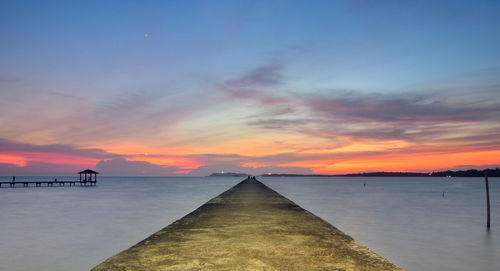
[92,178,402,270]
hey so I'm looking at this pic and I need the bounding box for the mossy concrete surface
[92,178,402,270]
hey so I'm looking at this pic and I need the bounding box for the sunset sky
[1,0,500,176]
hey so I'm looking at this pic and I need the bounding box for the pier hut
[78,169,98,185]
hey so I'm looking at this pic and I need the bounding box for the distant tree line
[256,168,500,177]
[426,168,500,177]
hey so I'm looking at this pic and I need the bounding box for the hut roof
[78,169,99,174]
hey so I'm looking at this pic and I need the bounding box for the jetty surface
[93,178,401,270]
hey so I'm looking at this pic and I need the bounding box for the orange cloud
[241,162,269,168]
[127,156,203,169]
[0,153,27,167]
[1,152,98,167]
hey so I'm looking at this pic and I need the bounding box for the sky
[1,0,500,176]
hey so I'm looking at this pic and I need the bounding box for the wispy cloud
[96,158,183,176]
[292,87,500,145]
[90,90,177,138]
[305,89,500,123]
[0,161,91,176]
[246,118,310,130]
[225,64,284,88]
[0,138,120,160]
[0,75,21,84]
[218,63,291,106]
[0,138,122,175]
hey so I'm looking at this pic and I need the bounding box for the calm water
[0,176,498,271]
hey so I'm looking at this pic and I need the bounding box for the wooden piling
[485,172,491,228]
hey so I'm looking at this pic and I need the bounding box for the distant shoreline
[209,168,500,178]
[2,168,499,178]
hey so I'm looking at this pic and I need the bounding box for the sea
[0,176,498,271]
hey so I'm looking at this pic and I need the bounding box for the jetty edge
[92,177,402,270]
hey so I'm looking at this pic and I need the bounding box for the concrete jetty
[92,177,402,270]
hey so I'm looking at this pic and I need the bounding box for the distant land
[209,168,500,178]
[208,172,249,177]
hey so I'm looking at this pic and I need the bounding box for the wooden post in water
[485,172,491,229]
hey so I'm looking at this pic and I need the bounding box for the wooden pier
[0,169,98,188]
[0,180,96,188]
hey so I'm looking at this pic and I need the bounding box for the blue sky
[1,0,500,175]
[3,0,499,93]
